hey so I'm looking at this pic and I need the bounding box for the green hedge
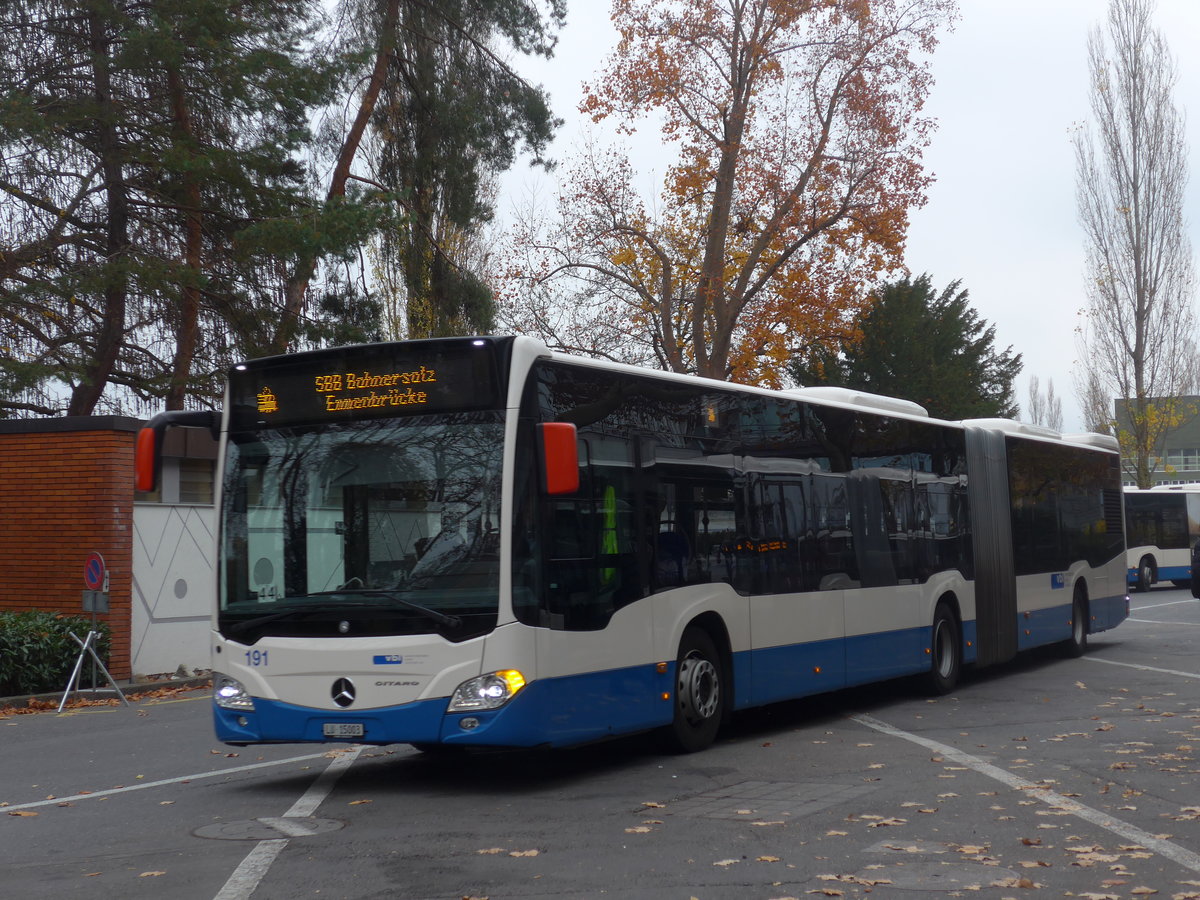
[0,611,112,697]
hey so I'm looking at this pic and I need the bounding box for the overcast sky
[497,0,1200,432]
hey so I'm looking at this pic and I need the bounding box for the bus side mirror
[538,422,579,495]
[136,409,219,492]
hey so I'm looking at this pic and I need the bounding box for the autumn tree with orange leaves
[501,0,957,386]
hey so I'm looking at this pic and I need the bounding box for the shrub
[0,611,113,697]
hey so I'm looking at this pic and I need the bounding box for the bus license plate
[323,722,364,738]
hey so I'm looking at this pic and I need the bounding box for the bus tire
[1135,557,1153,592]
[927,602,961,695]
[668,626,725,753]
[1061,588,1089,658]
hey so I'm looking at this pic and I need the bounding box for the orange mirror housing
[538,422,579,495]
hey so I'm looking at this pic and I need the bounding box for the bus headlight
[214,673,255,711]
[448,670,526,712]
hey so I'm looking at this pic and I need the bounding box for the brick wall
[0,417,141,679]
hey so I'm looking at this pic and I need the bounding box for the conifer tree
[791,275,1022,421]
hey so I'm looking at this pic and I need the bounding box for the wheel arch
[934,590,962,626]
[1072,576,1091,628]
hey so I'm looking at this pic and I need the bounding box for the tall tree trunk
[273,0,401,354]
[166,64,203,411]
[69,3,128,415]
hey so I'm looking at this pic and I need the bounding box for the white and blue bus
[137,336,1129,753]
[1124,485,1200,591]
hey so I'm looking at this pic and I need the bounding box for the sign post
[73,552,111,694]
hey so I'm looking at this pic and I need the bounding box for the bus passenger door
[535,435,660,744]
[844,470,922,685]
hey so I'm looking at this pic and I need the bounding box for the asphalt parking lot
[4,588,1200,899]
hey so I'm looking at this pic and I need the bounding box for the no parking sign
[84,551,107,591]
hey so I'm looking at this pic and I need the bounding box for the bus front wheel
[927,603,961,695]
[668,627,725,753]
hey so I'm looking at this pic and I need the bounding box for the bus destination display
[312,365,437,411]
[230,341,500,427]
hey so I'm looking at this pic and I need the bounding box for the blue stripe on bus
[213,694,450,745]
[1127,565,1191,584]
[214,603,1125,749]
[1014,593,1129,651]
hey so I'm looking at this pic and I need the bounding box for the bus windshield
[218,410,504,643]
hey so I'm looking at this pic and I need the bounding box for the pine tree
[0,0,349,414]
[791,275,1022,421]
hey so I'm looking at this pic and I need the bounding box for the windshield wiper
[225,602,356,636]
[310,590,463,629]
[226,596,460,636]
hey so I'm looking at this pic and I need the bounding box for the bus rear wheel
[927,603,961,695]
[668,627,725,753]
[1136,557,1153,592]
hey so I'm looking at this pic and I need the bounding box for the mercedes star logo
[331,677,356,708]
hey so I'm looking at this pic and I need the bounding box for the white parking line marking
[2,751,332,812]
[1083,656,1200,679]
[1128,617,1200,626]
[213,746,362,900]
[852,713,1200,875]
[1131,599,1198,611]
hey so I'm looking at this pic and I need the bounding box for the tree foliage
[790,275,1022,421]
[0,0,563,416]
[0,0,349,415]
[369,0,563,339]
[1072,0,1197,487]
[501,0,956,386]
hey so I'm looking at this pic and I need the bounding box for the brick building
[0,417,216,681]
[0,417,140,678]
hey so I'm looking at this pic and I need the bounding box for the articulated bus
[1124,486,1200,591]
[137,336,1129,753]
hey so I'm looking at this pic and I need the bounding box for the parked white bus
[137,336,1129,752]
[1124,485,1200,591]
